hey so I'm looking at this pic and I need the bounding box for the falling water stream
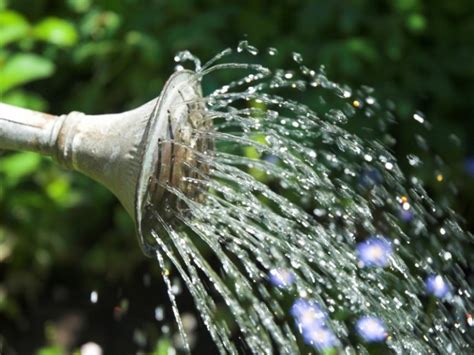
[142,42,473,354]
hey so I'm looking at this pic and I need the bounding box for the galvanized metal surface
[0,70,205,255]
[0,103,62,155]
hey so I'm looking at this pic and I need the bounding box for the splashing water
[144,43,473,353]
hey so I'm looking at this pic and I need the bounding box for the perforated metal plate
[134,70,205,256]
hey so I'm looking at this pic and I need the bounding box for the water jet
[1,47,472,354]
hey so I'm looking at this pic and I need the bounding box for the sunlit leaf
[2,90,48,111]
[152,337,172,355]
[0,53,54,92]
[0,10,30,46]
[407,13,427,32]
[46,177,71,205]
[37,346,64,355]
[33,17,78,46]
[0,152,42,185]
[66,0,92,13]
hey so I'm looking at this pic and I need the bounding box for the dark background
[0,0,473,353]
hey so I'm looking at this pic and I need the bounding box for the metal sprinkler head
[0,70,211,256]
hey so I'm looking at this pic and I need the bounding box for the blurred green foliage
[0,0,473,353]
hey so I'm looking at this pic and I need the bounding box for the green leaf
[66,0,92,13]
[0,10,30,46]
[33,17,78,47]
[345,38,378,62]
[0,53,54,92]
[322,348,338,355]
[2,90,48,111]
[0,152,42,185]
[406,13,427,32]
[152,338,172,355]
[46,177,71,205]
[36,346,64,355]
[395,0,419,11]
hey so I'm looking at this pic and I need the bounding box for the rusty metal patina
[0,70,210,256]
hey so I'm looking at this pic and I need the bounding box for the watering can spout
[0,103,63,156]
[0,70,209,256]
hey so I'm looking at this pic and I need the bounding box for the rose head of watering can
[0,70,212,256]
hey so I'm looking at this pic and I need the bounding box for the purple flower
[291,299,326,329]
[357,237,392,267]
[302,325,338,351]
[356,316,387,342]
[268,268,295,288]
[426,275,450,298]
[399,209,414,223]
[465,156,474,177]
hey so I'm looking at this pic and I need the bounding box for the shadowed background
[0,0,473,353]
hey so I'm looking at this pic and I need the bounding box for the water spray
[0,70,210,256]
[1,47,472,353]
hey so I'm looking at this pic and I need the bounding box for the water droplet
[171,278,182,295]
[413,112,425,124]
[313,208,326,217]
[237,40,258,55]
[135,48,474,353]
[80,342,102,355]
[449,134,461,147]
[415,134,429,151]
[161,325,170,334]
[90,290,98,304]
[173,50,201,70]
[155,306,165,321]
[366,96,376,105]
[407,154,422,167]
[133,329,147,346]
[299,65,311,75]
[267,47,278,56]
[292,52,303,64]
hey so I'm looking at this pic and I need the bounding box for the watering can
[0,70,209,256]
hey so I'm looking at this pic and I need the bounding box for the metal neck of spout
[0,100,157,218]
[0,103,66,157]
